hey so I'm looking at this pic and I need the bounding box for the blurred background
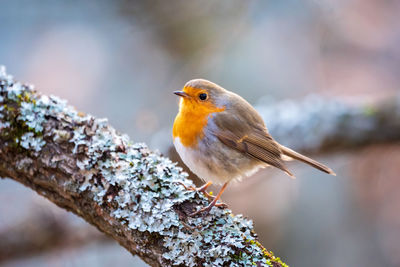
[1,0,400,266]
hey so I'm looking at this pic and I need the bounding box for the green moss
[4,116,31,149]
[243,237,289,267]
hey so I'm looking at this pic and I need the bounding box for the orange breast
[173,98,225,148]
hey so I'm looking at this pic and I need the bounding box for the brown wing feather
[216,130,295,178]
[211,97,295,177]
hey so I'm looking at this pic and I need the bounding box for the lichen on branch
[0,66,287,267]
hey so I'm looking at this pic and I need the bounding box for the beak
[174,91,189,98]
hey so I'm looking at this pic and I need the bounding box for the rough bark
[0,66,286,267]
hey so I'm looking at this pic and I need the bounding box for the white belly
[173,137,263,185]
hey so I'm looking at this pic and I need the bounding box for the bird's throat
[173,100,225,148]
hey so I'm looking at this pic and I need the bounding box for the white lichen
[7,82,23,101]
[19,102,45,132]
[19,132,46,152]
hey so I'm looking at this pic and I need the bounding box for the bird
[172,79,336,216]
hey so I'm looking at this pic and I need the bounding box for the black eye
[198,93,208,101]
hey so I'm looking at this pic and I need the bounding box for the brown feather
[279,145,336,176]
[211,100,296,177]
[215,130,295,178]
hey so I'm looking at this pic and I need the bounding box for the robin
[173,79,335,216]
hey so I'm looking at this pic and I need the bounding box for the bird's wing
[215,128,294,178]
[211,105,294,178]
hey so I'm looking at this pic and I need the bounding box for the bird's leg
[177,181,212,192]
[190,182,229,216]
[177,181,214,200]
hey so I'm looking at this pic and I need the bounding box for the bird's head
[174,79,227,114]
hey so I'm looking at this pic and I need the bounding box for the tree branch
[255,95,400,153]
[0,66,286,267]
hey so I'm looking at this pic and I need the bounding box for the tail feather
[279,145,336,176]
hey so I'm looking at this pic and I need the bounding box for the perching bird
[173,79,335,216]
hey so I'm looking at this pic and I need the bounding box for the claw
[176,181,214,201]
[176,181,196,191]
[188,182,229,217]
[189,203,214,217]
[214,202,228,208]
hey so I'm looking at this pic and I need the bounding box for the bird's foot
[177,182,229,216]
[180,182,217,202]
[189,202,215,217]
[188,182,229,216]
[189,200,228,217]
[203,192,215,201]
[176,181,213,197]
